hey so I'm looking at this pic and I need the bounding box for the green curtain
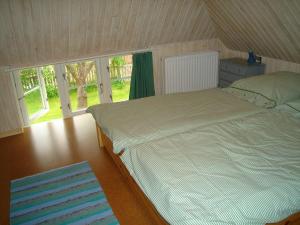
[129,52,155,100]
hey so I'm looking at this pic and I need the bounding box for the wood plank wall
[1,0,299,67]
[0,70,23,138]
[152,39,300,95]
[0,0,216,68]
[206,0,300,63]
[221,48,300,74]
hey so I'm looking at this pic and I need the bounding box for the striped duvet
[122,111,300,225]
[87,88,263,154]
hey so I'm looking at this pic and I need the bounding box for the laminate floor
[0,114,155,225]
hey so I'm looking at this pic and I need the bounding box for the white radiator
[164,51,219,94]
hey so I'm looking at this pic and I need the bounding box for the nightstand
[219,58,266,88]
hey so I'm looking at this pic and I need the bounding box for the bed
[88,71,300,225]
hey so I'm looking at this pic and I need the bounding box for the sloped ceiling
[1,0,299,68]
[0,0,216,67]
[205,0,300,63]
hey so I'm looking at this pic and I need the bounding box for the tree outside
[20,56,132,124]
[65,61,95,110]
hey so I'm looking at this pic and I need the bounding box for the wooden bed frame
[95,124,300,225]
[96,125,168,225]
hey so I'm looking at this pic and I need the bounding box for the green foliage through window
[20,68,38,92]
[109,56,126,79]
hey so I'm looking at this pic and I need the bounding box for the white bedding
[87,88,263,153]
[121,111,300,225]
[273,99,300,118]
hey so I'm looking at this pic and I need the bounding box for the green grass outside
[24,90,44,116]
[25,80,130,124]
[111,80,131,102]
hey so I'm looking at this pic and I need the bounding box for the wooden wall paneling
[0,70,23,137]
[266,0,300,59]
[24,1,38,63]
[129,0,145,49]
[69,0,84,58]
[0,0,15,66]
[176,0,195,42]
[101,0,114,53]
[1,0,299,67]
[263,57,300,74]
[136,0,154,49]
[10,1,27,65]
[115,0,131,50]
[208,1,267,53]
[252,2,290,58]
[180,0,202,42]
[160,0,182,44]
[147,0,166,46]
[151,0,170,46]
[221,47,300,74]
[171,0,189,43]
[0,0,217,68]
[152,38,300,96]
[121,0,137,52]
[140,0,158,48]
[206,0,300,63]
[85,0,97,54]
[93,0,107,54]
[0,1,8,66]
[78,0,90,57]
[6,0,27,66]
[192,3,212,40]
[31,0,44,62]
[104,0,114,52]
[34,0,53,62]
[135,0,153,49]
[52,0,70,62]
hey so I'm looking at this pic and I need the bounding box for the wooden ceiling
[0,0,299,67]
[0,0,216,67]
[205,0,300,63]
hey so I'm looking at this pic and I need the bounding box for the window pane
[65,60,99,112]
[20,68,44,119]
[31,66,62,124]
[109,55,132,102]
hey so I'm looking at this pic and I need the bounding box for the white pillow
[227,71,300,108]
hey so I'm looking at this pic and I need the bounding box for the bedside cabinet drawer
[219,79,231,88]
[220,62,246,75]
[219,58,265,89]
[219,71,242,83]
[243,65,266,76]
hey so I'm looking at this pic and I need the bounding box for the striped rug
[10,161,119,225]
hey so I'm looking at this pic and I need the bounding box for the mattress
[87,88,263,154]
[121,111,300,225]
